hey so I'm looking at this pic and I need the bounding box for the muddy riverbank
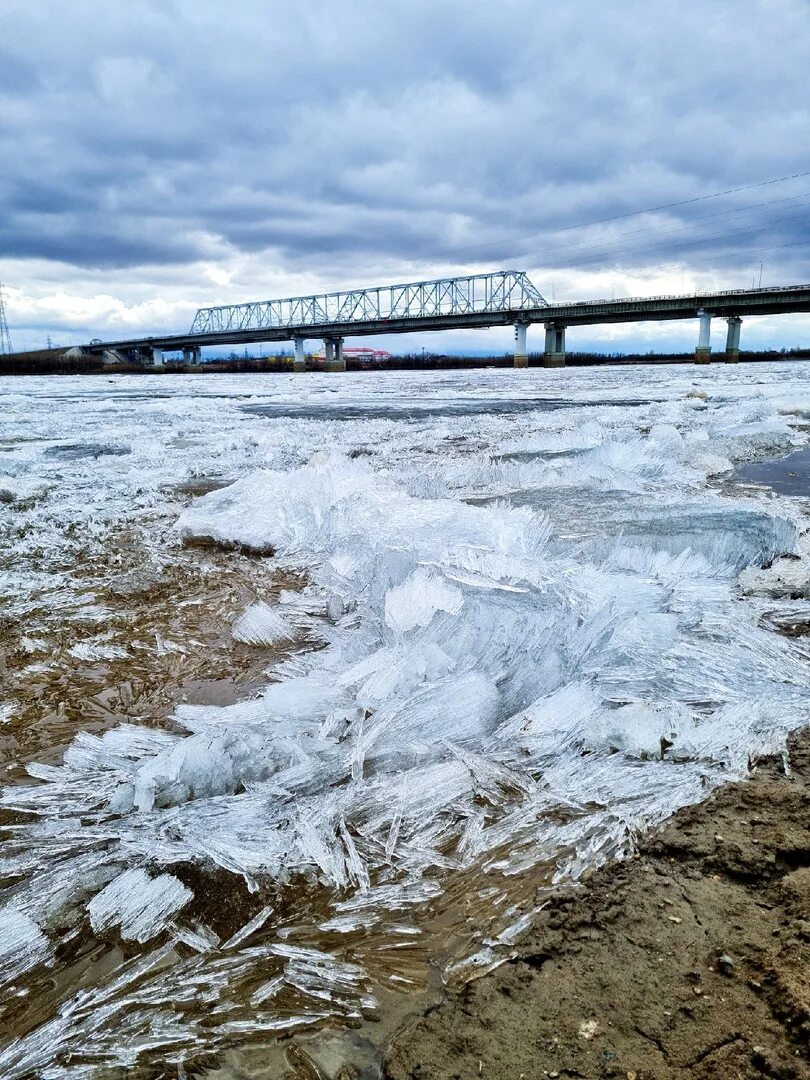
[385,729,810,1079]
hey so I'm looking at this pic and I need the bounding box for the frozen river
[1,364,809,1077]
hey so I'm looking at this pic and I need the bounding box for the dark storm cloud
[1,0,810,281]
[0,222,202,268]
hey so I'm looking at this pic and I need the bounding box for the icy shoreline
[1,366,810,1075]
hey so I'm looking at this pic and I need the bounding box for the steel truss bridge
[83,269,810,369]
[190,270,546,334]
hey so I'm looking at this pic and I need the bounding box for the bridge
[83,270,810,369]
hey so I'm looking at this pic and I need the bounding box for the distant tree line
[0,349,106,375]
[2,346,809,376]
[358,347,810,369]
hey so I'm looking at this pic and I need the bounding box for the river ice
[1,364,809,1075]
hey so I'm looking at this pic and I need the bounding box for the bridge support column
[543,322,566,367]
[724,316,741,363]
[513,322,529,367]
[146,347,164,367]
[182,346,200,365]
[695,310,712,363]
[325,337,345,372]
[293,337,306,371]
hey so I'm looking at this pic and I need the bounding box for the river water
[1,364,809,1077]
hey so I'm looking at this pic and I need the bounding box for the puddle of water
[733,444,810,497]
[42,443,131,460]
[494,447,589,464]
[168,478,234,498]
[204,836,553,1080]
[242,397,654,422]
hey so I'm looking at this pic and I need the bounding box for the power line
[525,195,810,274]
[438,168,810,262]
[0,284,13,355]
[508,189,810,266]
[567,235,805,283]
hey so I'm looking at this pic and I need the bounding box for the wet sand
[384,728,810,1079]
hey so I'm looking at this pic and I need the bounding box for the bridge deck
[86,282,810,355]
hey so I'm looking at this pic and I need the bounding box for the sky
[1,0,810,355]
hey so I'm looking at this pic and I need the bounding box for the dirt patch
[384,731,810,1080]
[0,528,307,776]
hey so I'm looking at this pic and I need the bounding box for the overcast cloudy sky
[1,0,809,353]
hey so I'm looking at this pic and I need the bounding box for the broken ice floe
[3,366,810,1074]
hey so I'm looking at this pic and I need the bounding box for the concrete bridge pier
[324,337,346,372]
[293,337,306,371]
[514,321,529,367]
[695,310,712,363]
[725,316,742,363]
[138,346,164,366]
[182,346,201,365]
[543,322,566,367]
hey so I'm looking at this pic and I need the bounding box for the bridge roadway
[84,275,810,370]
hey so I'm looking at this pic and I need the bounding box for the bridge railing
[553,282,810,309]
[189,270,547,334]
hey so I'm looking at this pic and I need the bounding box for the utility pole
[0,284,13,355]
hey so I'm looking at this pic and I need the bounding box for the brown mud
[384,729,810,1080]
[0,518,305,779]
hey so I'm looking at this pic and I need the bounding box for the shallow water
[1,364,810,1078]
[734,443,810,497]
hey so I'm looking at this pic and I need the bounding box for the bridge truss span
[189,270,547,335]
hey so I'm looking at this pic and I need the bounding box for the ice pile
[2,367,810,1074]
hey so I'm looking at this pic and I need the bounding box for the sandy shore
[385,730,810,1079]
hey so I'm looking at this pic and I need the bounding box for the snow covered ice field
[1,364,810,1076]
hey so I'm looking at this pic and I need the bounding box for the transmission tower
[0,284,13,355]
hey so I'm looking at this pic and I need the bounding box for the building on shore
[312,346,392,364]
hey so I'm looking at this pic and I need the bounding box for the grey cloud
[1,0,809,305]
